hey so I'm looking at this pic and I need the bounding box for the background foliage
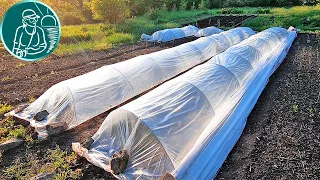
[1,0,319,25]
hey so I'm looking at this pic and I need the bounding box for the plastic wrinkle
[195,26,224,37]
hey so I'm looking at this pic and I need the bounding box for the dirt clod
[45,122,68,136]
[29,172,54,180]
[34,110,49,121]
[159,173,177,180]
[110,150,129,175]
[0,138,23,151]
[13,104,29,114]
[81,137,94,149]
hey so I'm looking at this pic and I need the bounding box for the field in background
[54,5,319,55]
[242,6,320,31]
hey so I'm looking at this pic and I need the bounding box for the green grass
[0,115,28,145]
[116,17,178,40]
[60,23,115,44]
[0,116,15,143]
[0,104,12,117]
[1,76,12,82]
[212,7,272,15]
[243,5,320,32]
[155,9,211,24]
[55,40,111,56]
[293,104,299,113]
[15,62,26,68]
[8,125,26,139]
[47,146,82,179]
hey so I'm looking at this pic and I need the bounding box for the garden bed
[216,33,320,179]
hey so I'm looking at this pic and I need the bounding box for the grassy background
[242,6,320,31]
[54,17,179,55]
[55,5,319,55]
[1,6,318,56]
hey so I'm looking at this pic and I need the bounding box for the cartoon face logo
[0,1,61,61]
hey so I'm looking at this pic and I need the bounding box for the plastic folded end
[288,26,300,32]
[5,104,32,127]
[141,33,152,42]
[72,142,122,178]
[72,142,89,158]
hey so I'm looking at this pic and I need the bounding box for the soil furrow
[216,33,320,179]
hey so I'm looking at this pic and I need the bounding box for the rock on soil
[0,138,23,151]
[29,172,54,180]
[159,173,177,180]
[110,150,129,175]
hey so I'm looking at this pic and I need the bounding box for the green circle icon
[0,0,61,61]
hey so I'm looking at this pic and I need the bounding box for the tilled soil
[216,33,320,179]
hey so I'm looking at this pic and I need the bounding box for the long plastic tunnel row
[72,27,297,179]
[10,27,255,139]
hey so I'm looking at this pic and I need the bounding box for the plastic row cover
[74,27,296,179]
[10,27,255,139]
[195,26,224,37]
[141,25,200,43]
[174,28,296,179]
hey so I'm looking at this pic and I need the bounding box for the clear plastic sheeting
[9,27,254,139]
[195,26,224,37]
[141,25,200,43]
[73,27,296,179]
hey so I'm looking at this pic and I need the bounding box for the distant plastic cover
[72,27,296,179]
[8,27,255,139]
[195,26,224,37]
[141,25,200,43]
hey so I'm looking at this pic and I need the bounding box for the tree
[198,0,208,9]
[191,2,196,10]
[87,0,130,24]
[161,3,168,12]
[43,0,88,24]
[127,0,147,16]
[209,0,223,8]
[180,0,188,10]
[172,4,178,11]
[304,0,318,5]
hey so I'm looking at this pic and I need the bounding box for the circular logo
[0,0,61,61]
